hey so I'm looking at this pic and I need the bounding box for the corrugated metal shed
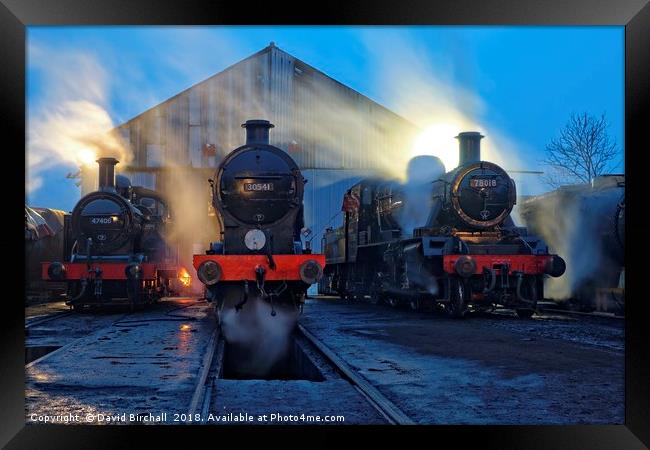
[302,168,374,251]
[85,43,419,254]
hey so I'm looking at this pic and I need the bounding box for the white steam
[520,187,623,300]
[27,46,131,197]
[359,29,540,198]
[219,295,299,378]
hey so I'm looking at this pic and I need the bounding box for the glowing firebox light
[180,324,191,332]
[179,268,192,288]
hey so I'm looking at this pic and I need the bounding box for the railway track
[188,330,222,424]
[25,310,75,329]
[297,324,414,425]
[468,303,623,324]
[535,306,624,323]
[25,312,133,368]
[190,323,414,425]
[317,295,624,324]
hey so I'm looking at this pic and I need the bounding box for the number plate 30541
[244,183,274,191]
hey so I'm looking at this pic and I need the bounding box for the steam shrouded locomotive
[193,120,325,319]
[519,175,624,312]
[322,132,566,318]
[42,158,179,310]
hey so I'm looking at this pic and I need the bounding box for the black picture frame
[5,0,648,447]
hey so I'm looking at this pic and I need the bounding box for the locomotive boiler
[322,132,566,318]
[193,120,325,320]
[42,157,179,310]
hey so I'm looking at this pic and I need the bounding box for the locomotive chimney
[96,157,119,192]
[242,119,275,145]
[456,131,484,166]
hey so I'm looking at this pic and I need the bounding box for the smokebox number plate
[244,182,274,192]
[470,178,497,188]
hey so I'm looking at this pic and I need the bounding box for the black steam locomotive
[42,158,179,310]
[322,132,566,318]
[193,120,325,318]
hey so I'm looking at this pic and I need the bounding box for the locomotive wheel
[515,277,538,319]
[447,277,469,319]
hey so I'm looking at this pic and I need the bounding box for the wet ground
[24,295,624,425]
[25,298,217,425]
[299,296,624,424]
[26,301,127,349]
[25,296,387,425]
[25,300,70,318]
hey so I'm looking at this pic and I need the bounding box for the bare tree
[542,112,620,188]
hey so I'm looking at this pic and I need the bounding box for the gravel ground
[299,296,624,424]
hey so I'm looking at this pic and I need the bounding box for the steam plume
[219,296,299,378]
[27,46,132,197]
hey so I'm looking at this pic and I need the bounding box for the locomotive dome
[115,174,133,199]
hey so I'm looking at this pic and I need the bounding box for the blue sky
[26,26,624,211]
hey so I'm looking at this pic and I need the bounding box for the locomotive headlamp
[197,260,222,286]
[544,255,566,278]
[125,263,141,279]
[454,256,476,278]
[47,262,67,280]
[244,229,266,250]
[299,260,323,284]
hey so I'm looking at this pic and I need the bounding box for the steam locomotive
[193,120,325,319]
[321,132,566,318]
[519,175,624,313]
[42,158,180,310]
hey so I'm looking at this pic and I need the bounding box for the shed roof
[117,43,416,129]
